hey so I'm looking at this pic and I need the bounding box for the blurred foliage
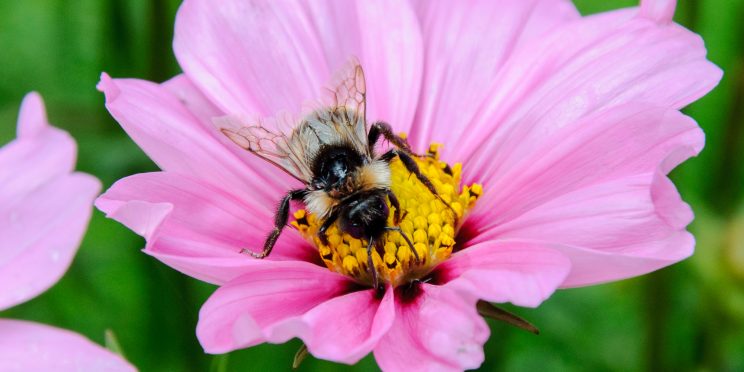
[0,0,742,371]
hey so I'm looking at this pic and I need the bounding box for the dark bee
[216,58,451,288]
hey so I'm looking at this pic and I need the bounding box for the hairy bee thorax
[304,160,392,219]
[326,162,391,197]
[293,142,482,287]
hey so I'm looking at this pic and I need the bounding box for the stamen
[291,143,481,287]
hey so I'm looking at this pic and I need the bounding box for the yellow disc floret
[291,142,482,287]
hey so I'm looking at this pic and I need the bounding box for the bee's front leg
[368,121,433,158]
[243,189,306,259]
[368,121,413,154]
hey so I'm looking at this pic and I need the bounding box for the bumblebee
[216,58,452,288]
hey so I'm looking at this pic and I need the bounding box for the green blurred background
[1,0,742,371]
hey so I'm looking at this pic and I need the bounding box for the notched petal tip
[97,72,121,101]
[95,194,173,241]
[657,110,705,173]
[651,170,694,230]
[639,0,677,24]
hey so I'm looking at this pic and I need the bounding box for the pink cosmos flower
[96,0,721,370]
[0,93,134,371]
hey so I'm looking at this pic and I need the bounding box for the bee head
[339,192,389,239]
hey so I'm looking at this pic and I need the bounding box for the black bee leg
[380,150,458,224]
[317,209,340,247]
[369,121,431,158]
[366,237,380,290]
[386,190,402,225]
[368,121,412,154]
[385,226,420,263]
[243,189,306,259]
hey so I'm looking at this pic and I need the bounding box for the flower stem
[209,355,229,372]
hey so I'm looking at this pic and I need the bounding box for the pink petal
[346,0,422,129]
[0,319,134,371]
[467,105,703,286]
[472,105,702,226]
[435,241,570,307]
[96,172,317,285]
[553,234,693,288]
[174,0,423,131]
[162,74,223,126]
[0,97,75,198]
[0,128,75,198]
[482,172,696,287]
[98,74,298,200]
[197,263,392,364]
[0,94,100,311]
[173,0,323,116]
[299,0,424,130]
[640,0,677,24]
[15,92,48,138]
[408,0,579,151]
[450,6,720,164]
[164,74,306,195]
[272,285,394,364]
[0,174,99,311]
[374,285,488,371]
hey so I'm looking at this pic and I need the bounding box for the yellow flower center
[292,143,482,287]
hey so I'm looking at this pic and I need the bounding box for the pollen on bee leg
[293,142,482,287]
[291,210,310,233]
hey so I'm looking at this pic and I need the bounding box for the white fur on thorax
[303,160,392,220]
[357,160,391,190]
[304,190,336,220]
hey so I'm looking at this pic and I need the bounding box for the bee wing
[214,115,314,183]
[320,56,369,156]
[214,58,368,183]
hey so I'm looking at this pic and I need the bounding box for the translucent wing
[215,57,370,183]
[214,115,314,183]
[318,56,369,156]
